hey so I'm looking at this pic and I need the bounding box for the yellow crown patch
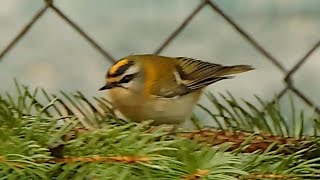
[109,59,129,75]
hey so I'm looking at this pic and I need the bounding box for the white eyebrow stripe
[122,65,140,77]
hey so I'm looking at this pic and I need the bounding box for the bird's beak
[99,83,118,91]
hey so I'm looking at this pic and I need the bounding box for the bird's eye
[119,74,136,84]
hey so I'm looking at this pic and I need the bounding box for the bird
[99,54,253,125]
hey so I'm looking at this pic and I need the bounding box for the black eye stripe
[119,74,135,84]
[107,60,134,78]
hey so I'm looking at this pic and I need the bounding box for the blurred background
[1,0,320,123]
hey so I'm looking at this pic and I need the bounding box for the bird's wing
[150,57,253,98]
[174,57,232,91]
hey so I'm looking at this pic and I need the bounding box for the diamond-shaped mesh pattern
[1,0,319,114]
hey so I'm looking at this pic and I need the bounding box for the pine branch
[1,81,320,179]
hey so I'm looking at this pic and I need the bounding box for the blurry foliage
[0,81,320,179]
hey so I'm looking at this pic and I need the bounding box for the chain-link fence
[1,0,319,114]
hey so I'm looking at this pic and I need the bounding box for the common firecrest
[99,54,253,125]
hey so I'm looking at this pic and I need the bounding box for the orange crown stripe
[109,59,129,75]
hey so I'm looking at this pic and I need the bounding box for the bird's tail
[216,65,254,76]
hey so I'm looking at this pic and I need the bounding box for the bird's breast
[107,88,202,125]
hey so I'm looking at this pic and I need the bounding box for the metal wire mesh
[1,0,319,114]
